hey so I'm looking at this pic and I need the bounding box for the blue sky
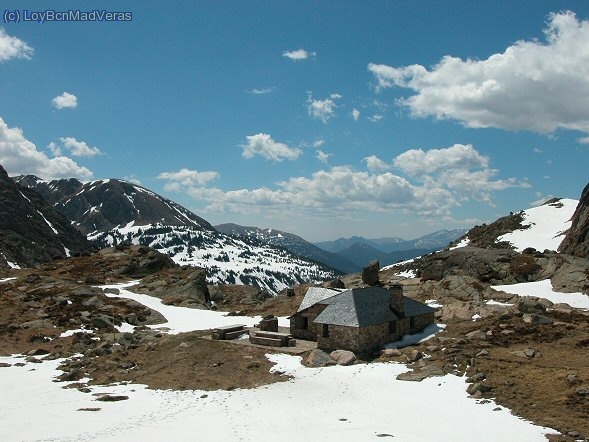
[1,0,588,242]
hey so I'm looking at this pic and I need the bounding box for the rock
[567,374,581,384]
[467,382,493,395]
[91,315,115,330]
[465,330,487,341]
[95,395,129,402]
[512,348,537,358]
[306,349,336,367]
[362,260,380,286]
[330,350,357,366]
[396,364,445,382]
[103,288,120,295]
[522,313,553,324]
[517,299,546,314]
[405,349,423,363]
[475,349,490,357]
[0,362,11,368]
[381,348,402,357]
[466,373,487,383]
[575,387,589,396]
[20,319,53,329]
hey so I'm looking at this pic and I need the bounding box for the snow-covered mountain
[14,176,213,235]
[15,176,337,293]
[215,223,357,273]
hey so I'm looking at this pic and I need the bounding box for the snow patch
[492,279,589,310]
[497,199,577,252]
[449,237,469,250]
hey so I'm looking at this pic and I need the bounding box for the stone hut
[289,285,434,356]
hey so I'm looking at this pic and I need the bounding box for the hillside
[15,175,336,293]
[0,166,93,268]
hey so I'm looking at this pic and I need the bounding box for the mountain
[313,236,399,254]
[335,242,387,268]
[559,182,589,258]
[15,176,337,293]
[14,175,213,235]
[0,166,93,269]
[214,223,357,273]
[314,229,468,254]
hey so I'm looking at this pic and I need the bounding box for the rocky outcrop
[418,247,520,283]
[0,164,93,269]
[559,182,589,258]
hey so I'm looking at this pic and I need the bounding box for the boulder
[522,313,553,325]
[306,349,336,367]
[330,350,357,366]
[517,299,546,314]
[91,315,115,331]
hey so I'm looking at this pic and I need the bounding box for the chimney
[388,284,404,315]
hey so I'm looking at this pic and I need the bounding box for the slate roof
[404,297,435,317]
[314,287,398,327]
[308,286,434,328]
[296,287,345,313]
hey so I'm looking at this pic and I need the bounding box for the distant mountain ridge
[314,229,468,254]
[214,223,357,273]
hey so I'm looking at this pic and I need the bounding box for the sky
[0,0,588,242]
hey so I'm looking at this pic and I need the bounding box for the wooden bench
[211,324,246,340]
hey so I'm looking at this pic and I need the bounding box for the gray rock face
[419,247,519,283]
[559,182,589,258]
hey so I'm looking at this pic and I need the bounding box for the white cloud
[533,147,543,154]
[352,108,360,121]
[307,93,341,123]
[312,139,325,148]
[363,155,391,172]
[393,144,488,176]
[0,28,33,62]
[156,168,219,192]
[368,11,589,138]
[51,92,78,109]
[241,133,302,162]
[393,144,527,204]
[368,114,384,122]
[0,117,93,180]
[246,87,275,95]
[315,150,331,163]
[51,137,101,157]
[160,143,523,219]
[282,48,316,61]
